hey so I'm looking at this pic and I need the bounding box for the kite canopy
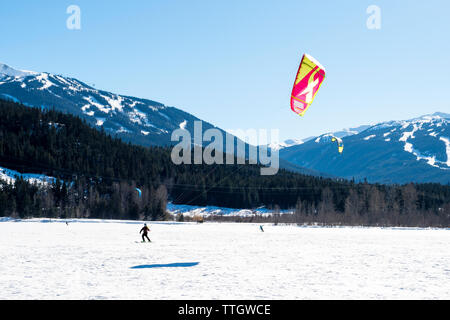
[135,188,142,198]
[331,136,344,154]
[290,54,326,116]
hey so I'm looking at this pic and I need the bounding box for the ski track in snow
[0,219,449,300]
[396,121,450,169]
[35,73,58,91]
[364,135,376,141]
[95,118,105,126]
[83,96,110,114]
[440,137,450,167]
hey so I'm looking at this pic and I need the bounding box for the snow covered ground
[0,219,449,300]
[167,202,292,217]
[0,166,56,186]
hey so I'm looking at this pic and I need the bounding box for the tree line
[0,99,449,227]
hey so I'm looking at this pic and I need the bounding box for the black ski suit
[140,226,151,242]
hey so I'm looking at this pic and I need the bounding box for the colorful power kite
[331,136,344,154]
[290,54,326,116]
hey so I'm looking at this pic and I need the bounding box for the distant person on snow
[260,225,264,232]
[140,223,151,242]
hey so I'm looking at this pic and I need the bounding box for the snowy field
[0,218,449,300]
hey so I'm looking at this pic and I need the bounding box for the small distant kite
[135,188,142,198]
[290,54,326,116]
[331,136,344,154]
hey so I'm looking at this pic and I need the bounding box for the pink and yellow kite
[290,54,326,116]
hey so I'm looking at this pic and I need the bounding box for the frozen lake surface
[0,219,449,299]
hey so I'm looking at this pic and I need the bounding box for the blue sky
[1,0,449,141]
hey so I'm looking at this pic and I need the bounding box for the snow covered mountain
[330,124,372,139]
[0,167,56,186]
[280,113,450,184]
[0,62,329,178]
[0,62,220,147]
[270,125,371,152]
[267,138,309,151]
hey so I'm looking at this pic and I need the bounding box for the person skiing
[140,223,151,242]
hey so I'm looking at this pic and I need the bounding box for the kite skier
[140,223,151,242]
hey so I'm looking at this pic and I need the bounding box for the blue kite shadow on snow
[130,262,199,269]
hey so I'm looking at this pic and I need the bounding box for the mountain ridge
[280,113,450,184]
[0,62,328,177]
